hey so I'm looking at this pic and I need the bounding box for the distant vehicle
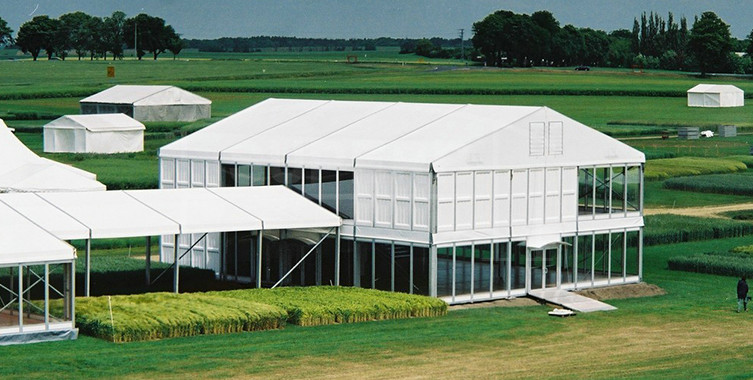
[575,66,590,71]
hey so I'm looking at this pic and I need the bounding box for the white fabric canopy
[0,193,88,240]
[687,84,744,107]
[161,98,645,173]
[0,119,106,192]
[80,85,211,122]
[44,114,145,154]
[0,202,75,266]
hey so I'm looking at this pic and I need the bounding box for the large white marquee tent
[44,114,145,154]
[80,85,211,122]
[687,84,744,107]
[0,119,105,193]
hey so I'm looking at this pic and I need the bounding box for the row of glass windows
[578,165,641,217]
[221,164,354,219]
[437,230,640,301]
[339,241,430,296]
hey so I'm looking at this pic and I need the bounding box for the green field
[3,53,753,378]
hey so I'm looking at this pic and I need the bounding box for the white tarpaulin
[80,85,211,122]
[687,84,744,107]
[44,114,145,154]
[0,201,75,266]
[0,119,106,193]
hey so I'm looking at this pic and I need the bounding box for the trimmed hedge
[644,214,753,246]
[212,286,448,326]
[51,293,287,342]
[668,251,753,278]
[663,172,753,196]
[644,157,747,181]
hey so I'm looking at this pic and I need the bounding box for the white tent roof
[45,114,145,132]
[0,187,340,242]
[0,119,106,192]
[0,201,75,266]
[80,85,211,105]
[687,84,743,94]
[161,98,645,172]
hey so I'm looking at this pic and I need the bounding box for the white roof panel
[0,202,75,266]
[0,193,89,240]
[209,186,341,230]
[688,84,743,93]
[126,188,262,234]
[80,85,210,105]
[159,98,329,160]
[221,100,394,166]
[45,114,145,132]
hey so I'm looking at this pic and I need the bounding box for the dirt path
[644,202,753,218]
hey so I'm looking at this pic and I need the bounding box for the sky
[3,1,753,40]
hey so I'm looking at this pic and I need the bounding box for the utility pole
[458,28,465,62]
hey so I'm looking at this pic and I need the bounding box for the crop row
[668,251,753,278]
[663,172,753,196]
[644,214,753,246]
[644,157,747,181]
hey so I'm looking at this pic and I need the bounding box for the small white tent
[44,114,145,153]
[0,119,105,192]
[687,84,744,107]
[80,85,211,122]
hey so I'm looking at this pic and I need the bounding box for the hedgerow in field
[644,157,747,181]
[644,214,753,246]
[668,251,753,278]
[663,172,753,196]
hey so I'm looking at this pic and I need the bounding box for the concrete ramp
[528,289,617,313]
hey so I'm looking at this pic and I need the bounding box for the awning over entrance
[525,234,567,250]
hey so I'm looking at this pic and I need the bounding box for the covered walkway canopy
[0,186,341,295]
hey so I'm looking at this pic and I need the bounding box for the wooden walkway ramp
[528,289,617,313]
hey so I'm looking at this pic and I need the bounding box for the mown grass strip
[644,157,747,181]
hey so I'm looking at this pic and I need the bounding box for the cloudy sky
[3,0,753,40]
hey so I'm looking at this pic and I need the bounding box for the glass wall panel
[577,234,593,283]
[320,236,336,286]
[304,169,320,204]
[338,171,354,219]
[221,164,236,187]
[269,167,286,186]
[511,243,526,290]
[288,167,303,194]
[237,231,254,279]
[394,244,411,293]
[626,230,640,275]
[374,242,392,291]
[474,244,492,296]
[338,239,355,286]
[224,231,237,278]
[454,245,472,296]
[253,165,268,186]
[237,165,251,187]
[321,170,338,213]
[610,231,624,281]
[561,236,576,284]
[578,168,593,215]
[357,241,373,288]
[612,167,625,212]
[492,242,509,292]
[626,166,641,212]
[412,246,430,295]
[594,167,610,214]
[262,238,280,285]
[437,247,453,297]
[594,233,609,282]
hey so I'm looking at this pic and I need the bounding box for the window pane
[578,168,593,216]
[437,247,453,297]
[394,244,411,293]
[454,245,472,296]
[221,164,236,187]
[374,242,392,291]
[338,171,354,219]
[493,242,508,292]
[561,236,576,285]
[594,167,610,214]
[577,234,593,283]
[270,167,286,186]
[253,165,268,186]
[237,165,251,187]
[304,169,320,204]
[474,244,491,297]
[626,166,641,212]
[357,241,373,288]
[594,233,609,281]
[339,238,355,286]
[610,231,624,281]
[412,246,430,295]
[321,170,337,213]
[288,167,303,194]
[510,243,526,290]
[626,230,640,275]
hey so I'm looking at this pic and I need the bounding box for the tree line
[471,9,753,75]
[183,36,463,54]
[0,11,183,61]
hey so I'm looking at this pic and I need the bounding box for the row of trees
[472,9,753,75]
[0,11,183,61]
[184,36,463,54]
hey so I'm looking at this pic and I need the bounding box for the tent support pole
[335,227,341,286]
[272,228,335,289]
[145,236,151,287]
[256,230,263,288]
[85,239,91,297]
[173,234,179,293]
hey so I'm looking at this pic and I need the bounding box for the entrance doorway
[527,248,558,291]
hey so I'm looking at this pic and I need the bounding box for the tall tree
[167,33,185,59]
[103,11,126,59]
[124,14,173,60]
[689,11,733,75]
[16,15,57,60]
[0,16,13,47]
[60,12,94,60]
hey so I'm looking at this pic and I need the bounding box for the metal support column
[335,227,341,286]
[429,245,437,297]
[85,238,91,297]
[145,236,151,287]
[173,234,179,293]
[256,230,263,288]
